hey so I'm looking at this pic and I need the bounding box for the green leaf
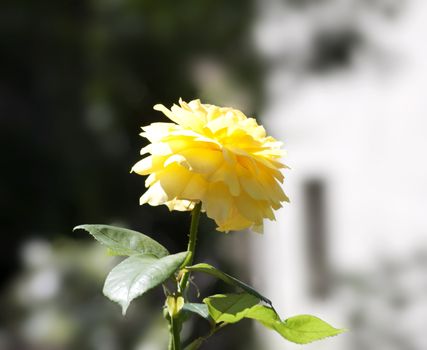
[103,251,187,315]
[245,304,281,329]
[202,295,346,344]
[73,224,169,258]
[203,293,260,324]
[274,315,346,344]
[185,263,272,305]
[246,305,346,343]
[182,303,210,320]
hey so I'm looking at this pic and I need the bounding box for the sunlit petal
[133,99,289,232]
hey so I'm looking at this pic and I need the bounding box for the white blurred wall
[251,0,427,349]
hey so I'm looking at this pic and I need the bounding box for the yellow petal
[165,199,195,211]
[131,155,167,175]
[216,209,253,232]
[139,182,169,206]
[203,182,232,225]
[157,163,207,200]
[134,99,289,232]
[234,192,264,224]
[180,174,207,200]
[208,162,240,196]
[178,148,223,175]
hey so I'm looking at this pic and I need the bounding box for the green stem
[179,201,202,292]
[168,321,173,350]
[169,202,202,350]
[171,316,182,350]
[189,323,229,350]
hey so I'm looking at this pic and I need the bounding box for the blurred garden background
[2,0,427,349]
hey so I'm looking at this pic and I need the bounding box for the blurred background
[1,0,426,349]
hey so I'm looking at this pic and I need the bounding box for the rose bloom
[132,99,288,232]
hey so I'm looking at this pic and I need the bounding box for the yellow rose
[132,99,288,232]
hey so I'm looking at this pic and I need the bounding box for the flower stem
[169,202,202,350]
[169,316,182,350]
[168,321,173,350]
[179,201,202,292]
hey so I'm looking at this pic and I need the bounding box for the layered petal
[133,99,289,232]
